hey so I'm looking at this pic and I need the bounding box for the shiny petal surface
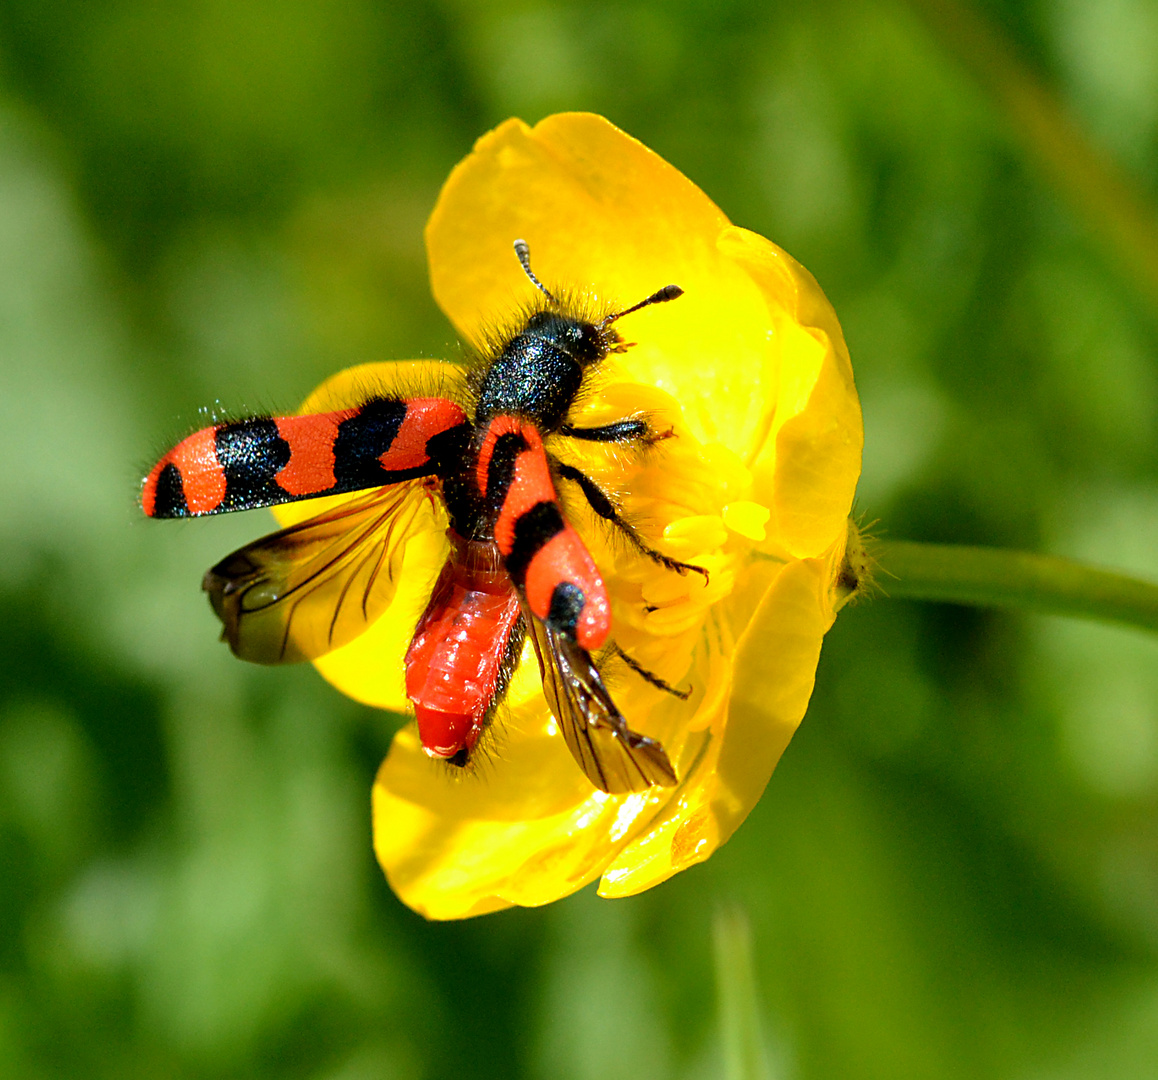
[599,554,839,896]
[718,226,863,559]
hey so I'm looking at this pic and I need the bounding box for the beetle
[143,241,703,793]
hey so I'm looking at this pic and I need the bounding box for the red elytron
[143,242,703,793]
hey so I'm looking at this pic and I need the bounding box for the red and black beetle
[143,242,702,793]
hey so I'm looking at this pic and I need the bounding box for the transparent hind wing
[525,615,677,794]
[203,481,434,664]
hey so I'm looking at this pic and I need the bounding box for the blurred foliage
[2,0,1158,1077]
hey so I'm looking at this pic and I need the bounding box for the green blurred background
[3,0,1158,1077]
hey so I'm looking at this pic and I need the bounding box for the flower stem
[713,907,773,1080]
[875,541,1158,635]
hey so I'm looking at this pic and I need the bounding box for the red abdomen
[405,533,522,761]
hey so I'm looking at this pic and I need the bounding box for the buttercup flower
[277,113,862,919]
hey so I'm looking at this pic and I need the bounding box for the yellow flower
[278,113,862,919]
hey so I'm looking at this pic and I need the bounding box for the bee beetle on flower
[144,113,863,919]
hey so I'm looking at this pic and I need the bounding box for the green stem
[713,907,772,1080]
[875,541,1158,634]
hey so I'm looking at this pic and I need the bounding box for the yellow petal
[598,551,836,896]
[373,572,728,917]
[373,705,668,919]
[425,113,778,461]
[723,500,771,541]
[717,227,863,559]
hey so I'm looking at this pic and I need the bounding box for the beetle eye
[576,324,606,362]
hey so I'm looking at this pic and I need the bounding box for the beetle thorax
[475,312,615,431]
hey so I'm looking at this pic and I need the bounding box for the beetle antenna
[600,284,684,328]
[513,240,559,304]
